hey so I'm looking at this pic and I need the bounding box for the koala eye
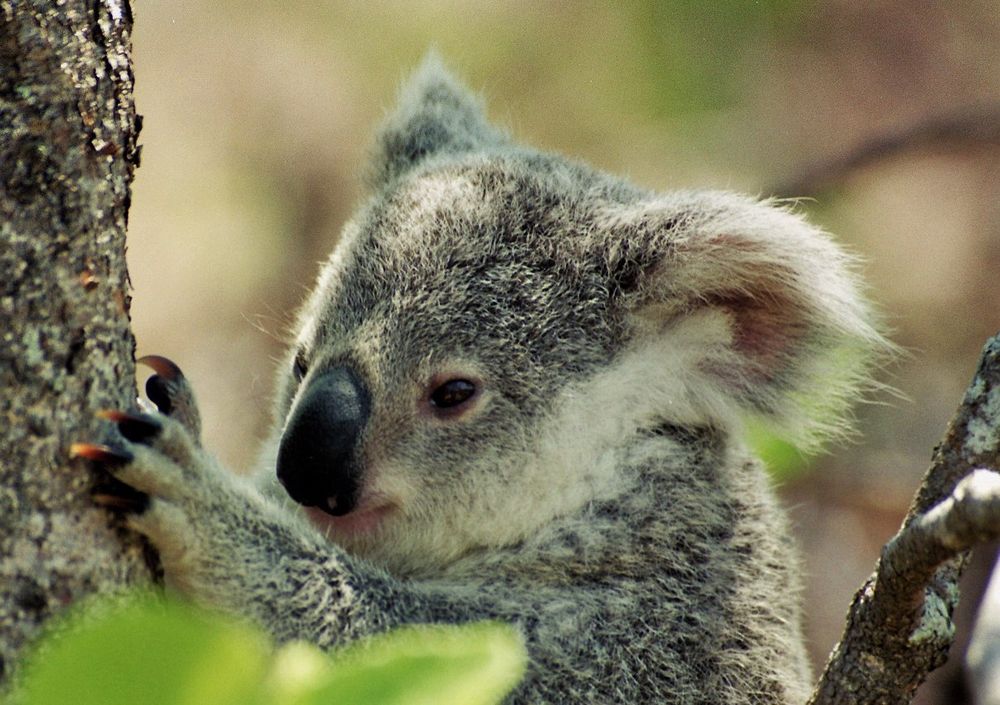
[430,379,477,410]
[292,351,309,382]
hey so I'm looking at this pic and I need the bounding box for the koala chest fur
[101,55,886,704]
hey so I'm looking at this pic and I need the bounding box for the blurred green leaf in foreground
[15,594,526,705]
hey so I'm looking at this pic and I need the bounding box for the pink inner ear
[673,233,810,390]
[708,291,807,387]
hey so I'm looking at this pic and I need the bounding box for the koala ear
[599,191,890,448]
[368,53,508,187]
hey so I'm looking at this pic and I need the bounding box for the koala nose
[276,366,370,516]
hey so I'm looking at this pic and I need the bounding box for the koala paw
[72,356,271,600]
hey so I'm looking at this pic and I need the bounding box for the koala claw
[71,439,152,513]
[137,355,202,441]
[69,441,134,465]
[96,409,163,442]
[72,441,150,513]
[137,354,184,381]
[91,481,150,513]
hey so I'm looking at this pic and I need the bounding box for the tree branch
[809,334,1000,705]
[771,107,1000,197]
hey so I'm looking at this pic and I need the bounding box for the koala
[80,56,887,704]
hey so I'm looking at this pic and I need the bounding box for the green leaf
[19,593,526,705]
[260,641,331,705]
[285,623,526,705]
[19,594,270,705]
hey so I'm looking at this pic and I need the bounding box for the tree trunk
[0,0,151,688]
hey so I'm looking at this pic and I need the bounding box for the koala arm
[84,408,446,644]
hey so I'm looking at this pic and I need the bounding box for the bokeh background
[126,1,1000,700]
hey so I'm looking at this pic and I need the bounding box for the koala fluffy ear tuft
[368,52,508,188]
[600,191,892,449]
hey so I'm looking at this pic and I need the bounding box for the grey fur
[109,55,888,703]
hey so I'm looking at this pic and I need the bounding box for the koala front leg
[72,358,417,646]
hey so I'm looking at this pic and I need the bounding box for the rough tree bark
[809,335,1000,704]
[0,0,152,688]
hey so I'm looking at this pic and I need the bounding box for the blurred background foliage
[127,1,1000,701]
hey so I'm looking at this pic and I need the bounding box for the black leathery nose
[276,366,370,516]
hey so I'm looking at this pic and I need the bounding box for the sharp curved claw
[97,409,163,443]
[69,442,134,464]
[138,355,185,415]
[137,354,185,381]
[92,482,150,513]
[135,353,202,440]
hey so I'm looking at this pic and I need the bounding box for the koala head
[266,56,887,576]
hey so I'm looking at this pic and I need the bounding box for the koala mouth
[304,501,394,539]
